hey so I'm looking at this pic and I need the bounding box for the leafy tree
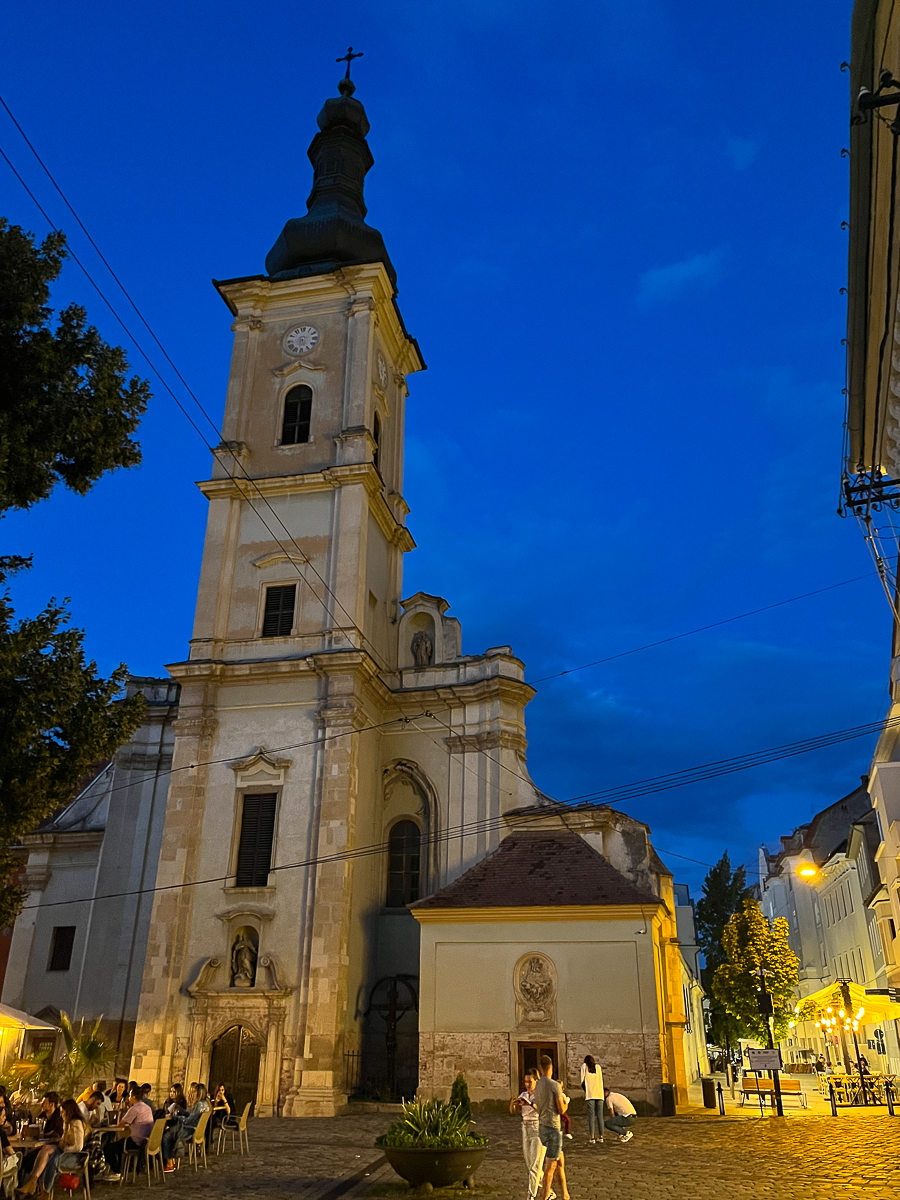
[696,852,750,1051]
[57,1011,115,1098]
[0,219,148,511]
[0,219,150,925]
[711,898,800,1044]
[0,560,145,926]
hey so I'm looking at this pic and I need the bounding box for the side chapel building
[4,70,702,1116]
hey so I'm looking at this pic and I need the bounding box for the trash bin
[660,1082,676,1116]
[701,1077,717,1108]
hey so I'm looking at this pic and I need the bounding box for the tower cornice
[213,262,425,377]
[197,462,416,552]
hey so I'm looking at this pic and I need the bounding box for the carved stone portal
[231,926,259,988]
[515,953,557,1027]
[411,631,433,668]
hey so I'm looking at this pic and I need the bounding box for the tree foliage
[711,898,800,1044]
[0,219,149,512]
[0,560,145,926]
[696,852,750,1048]
[0,216,150,928]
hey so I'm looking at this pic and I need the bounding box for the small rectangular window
[262,585,296,638]
[281,385,312,445]
[234,793,277,887]
[47,926,76,972]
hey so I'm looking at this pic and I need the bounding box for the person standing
[603,1087,636,1143]
[580,1056,604,1144]
[533,1056,570,1200]
[510,1071,545,1200]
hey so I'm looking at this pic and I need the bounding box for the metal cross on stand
[365,975,418,1098]
[336,47,364,79]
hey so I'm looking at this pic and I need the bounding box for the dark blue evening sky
[0,0,888,895]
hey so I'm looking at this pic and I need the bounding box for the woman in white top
[509,1070,545,1200]
[580,1055,605,1144]
[19,1099,86,1195]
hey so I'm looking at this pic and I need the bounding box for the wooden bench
[740,1077,807,1108]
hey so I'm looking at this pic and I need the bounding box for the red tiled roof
[410,829,662,909]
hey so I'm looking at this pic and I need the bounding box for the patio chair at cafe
[187,1111,211,1172]
[215,1103,251,1157]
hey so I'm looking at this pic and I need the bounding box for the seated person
[163,1086,187,1119]
[162,1084,209,1172]
[603,1087,636,1143]
[18,1099,84,1195]
[103,1087,154,1179]
[209,1084,234,1133]
[18,1093,62,1183]
[77,1091,107,1129]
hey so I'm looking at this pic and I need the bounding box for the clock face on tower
[284,325,320,356]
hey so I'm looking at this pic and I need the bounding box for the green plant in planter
[377,1099,488,1149]
[449,1073,472,1122]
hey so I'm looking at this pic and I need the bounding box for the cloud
[725,136,759,171]
[637,248,725,307]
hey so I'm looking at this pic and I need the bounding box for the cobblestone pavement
[89,1108,900,1200]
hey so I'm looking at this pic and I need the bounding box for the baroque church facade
[4,71,703,1117]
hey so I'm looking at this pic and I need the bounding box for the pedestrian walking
[580,1056,604,1143]
[603,1087,636,1143]
[533,1056,570,1200]
[510,1071,546,1200]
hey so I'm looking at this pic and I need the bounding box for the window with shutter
[262,584,296,637]
[234,793,277,887]
[386,820,421,907]
[281,385,312,445]
[48,926,76,972]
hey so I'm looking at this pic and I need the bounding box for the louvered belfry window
[387,820,421,907]
[235,793,277,887]
[281,385,312,445]
[262,584,296,637]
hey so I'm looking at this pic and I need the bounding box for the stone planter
[380,1144,488,1189]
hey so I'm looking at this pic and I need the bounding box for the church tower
[131,63,540,1117]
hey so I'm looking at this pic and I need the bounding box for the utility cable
[0,108,394,677]
[21,709,899,912]
[525,573,876,685]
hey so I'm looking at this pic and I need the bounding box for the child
[560,1085,573,1139]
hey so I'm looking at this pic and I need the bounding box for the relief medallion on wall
[514,953,557,1028]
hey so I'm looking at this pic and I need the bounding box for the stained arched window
[281,385,312,445]
[387,820,420,907]
[373,411,382,473]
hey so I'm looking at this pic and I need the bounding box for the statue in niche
[411,630,433,668]
[230,927,258,988]
[516,954,556,1025]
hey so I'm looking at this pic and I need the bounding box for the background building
[759,782,900,1071]
[0,678,178,1072]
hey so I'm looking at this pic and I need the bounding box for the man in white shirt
[78,1091,107,1128]
[604,1088,636,1143]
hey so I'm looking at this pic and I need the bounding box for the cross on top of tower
[337,46,363,78]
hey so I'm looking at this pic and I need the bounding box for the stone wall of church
[564,1033,662,1102]
[418,1032,511,1099]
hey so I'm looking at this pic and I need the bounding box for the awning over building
[0,1004,58,1031]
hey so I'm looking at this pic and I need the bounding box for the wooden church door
[208,1025,262,1116]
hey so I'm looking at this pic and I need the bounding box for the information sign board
[747,1048,783,1072]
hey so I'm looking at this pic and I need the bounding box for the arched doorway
[208,1026,261,1116]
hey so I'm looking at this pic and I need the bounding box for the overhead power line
[525,573,876,685]
[0,98,394,678]
[21,710,898,912]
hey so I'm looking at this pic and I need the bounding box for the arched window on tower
[373,411,382,473]
[387,820,420,907]
[281,385,312,445]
